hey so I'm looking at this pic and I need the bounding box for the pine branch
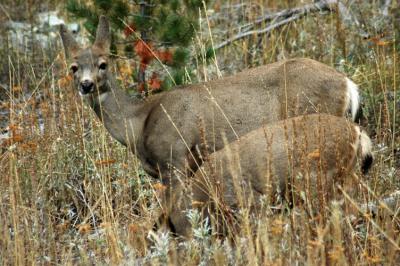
[138,0,150,95]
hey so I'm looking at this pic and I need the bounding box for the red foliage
[138,82,146,93]
[134,40,154,62]
[123,24,136,37]
[148,72,162,91]
[134,40,155,72]
[156,50,173,64]
[133,42,173,93]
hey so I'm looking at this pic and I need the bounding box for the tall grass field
[0,0,399,265]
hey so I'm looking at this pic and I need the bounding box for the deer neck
[87,73,148,148]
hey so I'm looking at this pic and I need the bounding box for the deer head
[60,16,111,97]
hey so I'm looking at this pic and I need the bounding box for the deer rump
[184,114,373,235]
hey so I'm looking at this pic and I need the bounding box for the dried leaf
[95,159,117,166]
[192,200,205,207]
[148,72,162,91]
[307,149,320,159]
[153,183,167,191]
[11,134,23,143]
[156,50,173,64]
[58,74,73,88]
[100,222,112,229]
[56,221,70,232]
[138,83,146,93]
[123,24,136,37]
[134,40,154,63]
[376,40,392,46]
[119,63,133,77]
[20,142,37,152]
[8,124,20,132]
[12,86,22,93]
[128,224,140,234]
[76,223,91,234]
[367,34,393,46]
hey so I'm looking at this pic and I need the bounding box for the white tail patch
[353,126,373,174]
[346,78,360,121]
[360,130,372,159]
[360,130,373,174]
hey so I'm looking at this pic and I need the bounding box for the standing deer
[182,114,373,237]
[60,16,362,236]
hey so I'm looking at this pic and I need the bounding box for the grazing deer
[177,114,373,237]
[60,16,362,236]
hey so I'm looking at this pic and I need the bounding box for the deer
[60,16,363,237]
[174,114,373,237]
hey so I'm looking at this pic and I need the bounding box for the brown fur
[179,114,372,237]
[60,16,359,237]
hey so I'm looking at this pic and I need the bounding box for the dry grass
[0,0,399,265]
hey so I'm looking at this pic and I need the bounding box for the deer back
[138,59,354,176]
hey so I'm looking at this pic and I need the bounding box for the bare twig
[243,0,338,32]
[215,0,336,50]
[215,0,369,50]
[215,14,301,50]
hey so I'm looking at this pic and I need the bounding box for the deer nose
[80,80,94,94]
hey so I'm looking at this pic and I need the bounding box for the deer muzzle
[80,79,95,95]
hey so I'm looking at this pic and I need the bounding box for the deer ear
[93,15,110,54]
[59,24,80,58]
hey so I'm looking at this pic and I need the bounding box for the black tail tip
[362,154,373,174]
[354,104,364,124]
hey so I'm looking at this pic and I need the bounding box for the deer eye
[99,62,107,70]
[70,64,78,73]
